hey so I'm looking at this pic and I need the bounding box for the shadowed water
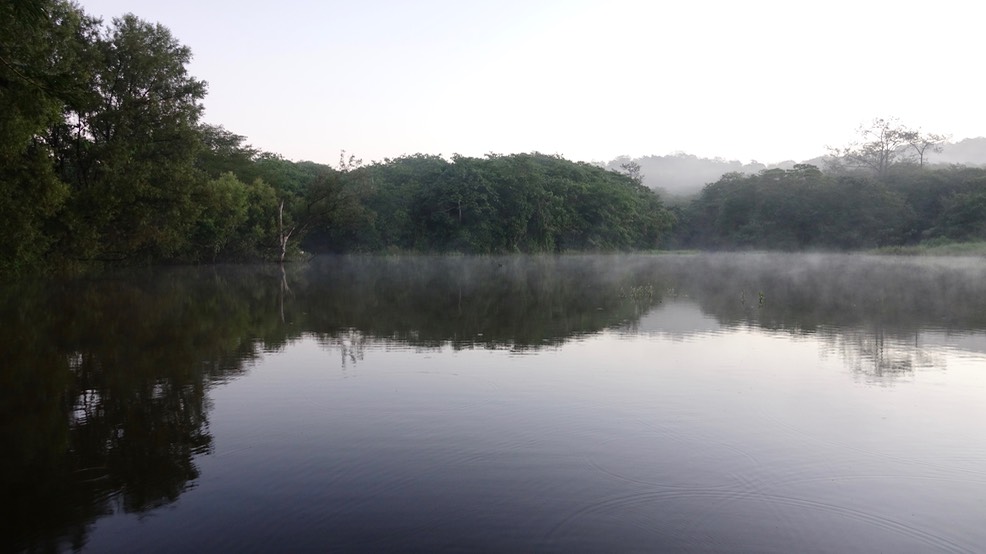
[2,253,985,552]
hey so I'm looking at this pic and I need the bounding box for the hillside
[930,137,986,166]
[608,137,986,200]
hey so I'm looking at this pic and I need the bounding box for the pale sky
[77,0,986,166]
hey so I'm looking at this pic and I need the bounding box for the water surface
[3,254,985,552]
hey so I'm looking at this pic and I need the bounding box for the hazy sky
[77,0,986,166]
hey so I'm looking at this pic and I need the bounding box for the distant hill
[929,137,986,166]
[604,154,767,199]
[608,137,986,200]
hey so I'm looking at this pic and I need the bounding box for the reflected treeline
[0,257,668,552]
[292,255,670,349]
[4,253,986,550]
[644,253,986,380]
[829,328,942,383]
[651,253,986,333]
[0,267,286,552]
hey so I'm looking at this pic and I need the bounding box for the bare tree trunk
[279,263,293,323]
[278,199,293,264]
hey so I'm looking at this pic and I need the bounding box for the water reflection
[295,255,671,349]
[643,253,986,383]
[2,253,986,551]
[1,273,262,552]
[821,328,939,383]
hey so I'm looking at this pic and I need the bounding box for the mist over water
[3,254,985,552]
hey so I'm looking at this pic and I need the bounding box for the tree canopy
[0,1,675,274]
[3,2,986,273]
[674,163,986,250]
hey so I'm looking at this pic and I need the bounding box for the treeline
[304,153,673,254]
[0,1,672,274]
[673,118,986,250]
[207,148,674,257]
[673,164,986,250]
[6,2,986,274]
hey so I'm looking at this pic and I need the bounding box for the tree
[46,12,208,261]
[278,166,371,262]
[619,160,643,185]
[410,156,497,252]
[679,165,911,250]
[192,173,250,261]
[828,117,947,177]
[0,0,93,272]
[196,124,260,180]
[903,130,948,168]
[828,117,910,177]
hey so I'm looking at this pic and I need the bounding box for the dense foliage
[674,163,986,250]
[0,1,672,273]
[326,153,673,253]
[4,1,986,274]
[671,118,986,250]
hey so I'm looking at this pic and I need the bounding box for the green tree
[195,124,260,181]
[280,165,372,261]
[679,165,910,250]
[411,155,498,252]
[47,12,207,261]
[619,159,643,185]
[191,173,250,261]
[358,154,450,250]
[932,188,986,241]
[0,0,93,272]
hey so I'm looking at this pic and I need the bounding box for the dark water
[3,254,986,553]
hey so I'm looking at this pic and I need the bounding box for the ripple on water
[559,428,979,553]
[545,486,975,553]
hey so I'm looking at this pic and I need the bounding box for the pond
[3,253,985,552]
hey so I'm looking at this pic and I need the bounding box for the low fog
[608,137,986,199]
[10,253,985,354]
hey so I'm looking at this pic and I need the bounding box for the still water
[3,254,985,552]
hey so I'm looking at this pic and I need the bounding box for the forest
[675,162,986,250]
[3,1,986,275]
[0,0,672,273]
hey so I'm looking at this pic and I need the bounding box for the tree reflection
[645,253,986,381]
[655,253,986,333]
[823,328,941,383]
[295,255,669,350]
[1,272,265,552]
[0,257,668,551]
[4,253,986,551]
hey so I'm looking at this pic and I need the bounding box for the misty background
[603,137,986,200]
